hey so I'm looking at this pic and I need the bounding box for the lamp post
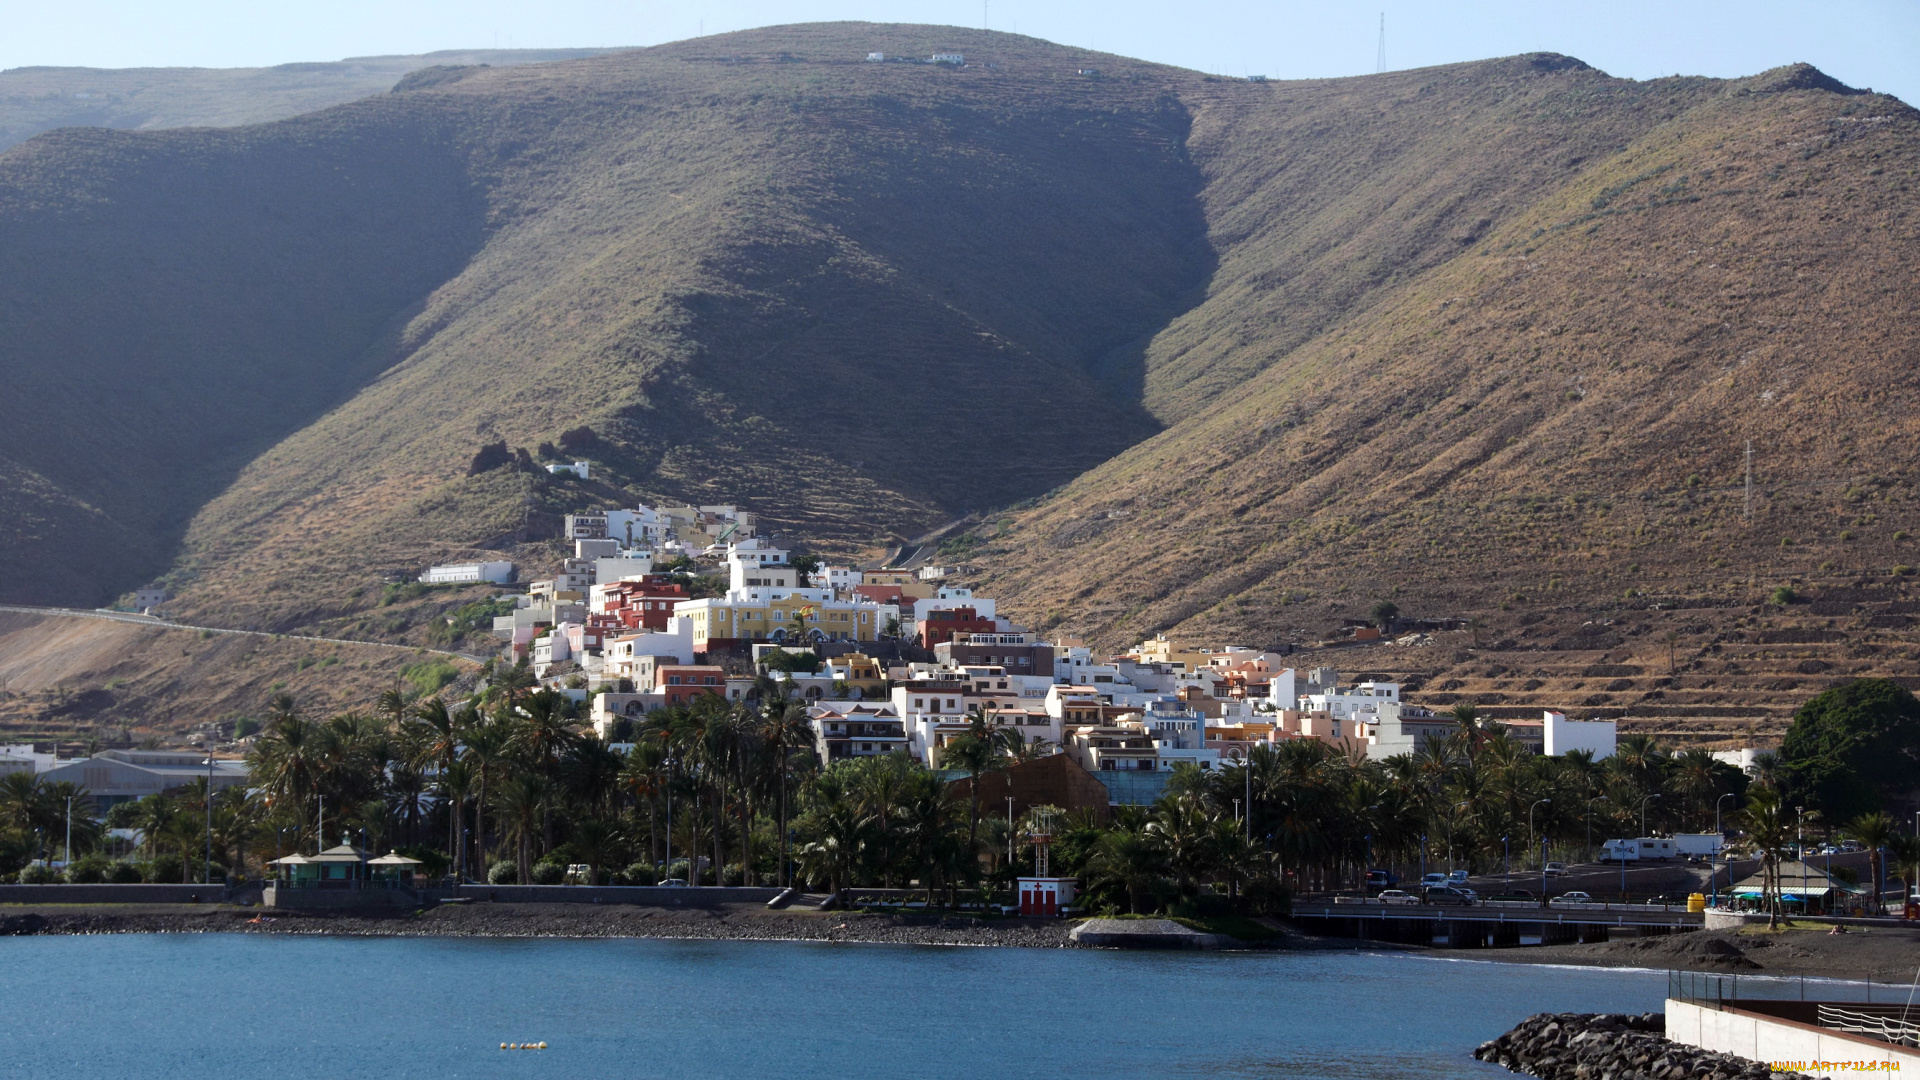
[317,795,325,856]
[1529,799,1552,904]
[1587,796,1609,862]
[1639,794,1660,840]
[1712,792,1736,907]
[64,795,73,869]
[662,756,675,884]
[1448,800,1470,874]
[202,753,215,885]
[1007,795,1016,872]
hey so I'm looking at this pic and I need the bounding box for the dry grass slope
[1,27,1916,740]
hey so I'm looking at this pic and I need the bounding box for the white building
[546,460,590,479]
[1543,710,1616,759]
[1709,748,1766,775]
[39,750,249,813]
[418,560,514,585]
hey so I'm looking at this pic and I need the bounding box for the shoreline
[4,902,1914,982]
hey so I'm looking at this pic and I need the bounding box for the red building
[919,606,998,649]
[655,664,728,706]
[595,574,690,632]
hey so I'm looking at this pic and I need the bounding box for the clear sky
[6,1,1916,105]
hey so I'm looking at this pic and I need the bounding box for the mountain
[0,23,1914,667]
[0,49,619,152]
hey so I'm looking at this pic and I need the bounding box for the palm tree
[938,732,1001,866]
[494,773,550,885]
[1842,812,1896,914]
[757,688,811,887]
[406,696,463,869]
[1089,827,1165,914]
[462,716,515,875]
[1887,833,1920,914]
[1448,703,1484,766]
[1740,786,1793,927]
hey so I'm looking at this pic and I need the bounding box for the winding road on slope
[0,605,490,665]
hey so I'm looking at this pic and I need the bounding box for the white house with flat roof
[1543,710,1616,759]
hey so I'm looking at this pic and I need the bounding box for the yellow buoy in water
[499,1043,508,1050]
[538,1042,548,1049]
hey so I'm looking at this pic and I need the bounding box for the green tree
[1779,679,1920,822]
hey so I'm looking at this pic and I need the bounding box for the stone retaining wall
[0,883,237,904]
[1475,1012,1811,1080]
[452,885,783,906]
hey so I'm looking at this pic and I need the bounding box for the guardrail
[1328,896,1695,914]
[1819,1005,1920,1049]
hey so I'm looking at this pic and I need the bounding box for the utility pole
[1744,440,1753,519]
[1375,13,1386,73]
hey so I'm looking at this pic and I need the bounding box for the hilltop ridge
[0,25,1913,692]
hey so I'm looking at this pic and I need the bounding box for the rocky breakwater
[1475,1013,1811,1080]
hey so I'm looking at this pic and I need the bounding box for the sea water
[1,935,1665,1079]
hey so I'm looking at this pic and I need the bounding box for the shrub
[530,862,566,885]
[108,861,143,884]
[17,863,58,884]
[666,858,692,882]
[146,855,183,883]
[401,660,460,697]
[65,855,115,883]
[1241,876,1293,916]
[487,861,518,885]
[616,862,653,886]
[1771,586,1798,605]
[232,717,260,739]
[1897,530,1911,542]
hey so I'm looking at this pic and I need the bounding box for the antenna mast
[1376,13,1386,73]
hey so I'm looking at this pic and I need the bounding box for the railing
[1671,969,1905,1006]
[1327,896,1694,914]
[1818,1005,1920,1048]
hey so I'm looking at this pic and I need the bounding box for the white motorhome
[1600,837,1677,862]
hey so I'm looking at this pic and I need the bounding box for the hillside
[0,49,617,152]
[972,59,1920,654]
[0,24,1915,721]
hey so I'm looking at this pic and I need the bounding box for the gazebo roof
[1730,858,1863,896]
[309,843,375,864]
[367,852,424,867]
[267,854,313,866]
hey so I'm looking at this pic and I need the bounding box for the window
[668,675,682,685]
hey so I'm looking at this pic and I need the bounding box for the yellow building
[676,596,883,652]
[1136,634,1210,673]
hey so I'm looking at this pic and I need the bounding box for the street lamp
[202,753,215,886]
[1448,800,1470,874]
[1530,799,1552,904]
[64,795,73,869]
[1712,792,1737,908]
[1639,794,1660,840]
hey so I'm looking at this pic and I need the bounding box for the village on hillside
[413,496,1762,804]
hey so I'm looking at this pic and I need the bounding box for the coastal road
[0,604,490,665]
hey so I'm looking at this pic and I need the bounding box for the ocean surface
[2,935,1666,1079]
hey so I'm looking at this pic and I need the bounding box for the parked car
[1543,862,1569,877]
[1365,869,1398,891]
[1377,889,1420,905]
[1550,891,1595,906]
[1839,841,1865,853]
[1421,873,1448,888]
[1447,870,1470,886]
[1421,886,1475,907]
